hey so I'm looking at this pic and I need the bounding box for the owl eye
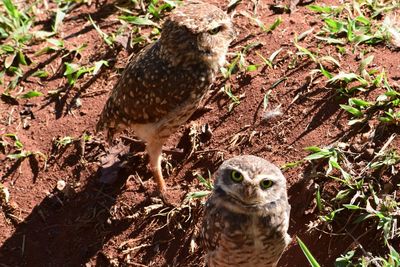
[260,179,273,189]
[230,170,244,183]
[208,26,222,35]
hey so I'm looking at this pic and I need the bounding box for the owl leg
[146,140,166,195]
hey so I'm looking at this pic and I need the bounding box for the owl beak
[243,186,257,200]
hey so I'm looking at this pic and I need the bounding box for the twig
[194,149,223,154]
[118,237,146,248]
[21,234,26,257]
[129,172,146,191]
[126,262,148,267]
[344,227,373,256]
[121,243,152,254]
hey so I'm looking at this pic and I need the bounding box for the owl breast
[203,198,290,267]
[132,94,204,142]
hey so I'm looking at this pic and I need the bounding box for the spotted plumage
[202,155,291,267]
[96,2,235,196]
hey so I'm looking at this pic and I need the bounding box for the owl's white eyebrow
[255,174,277,181]
[226,166,241,172]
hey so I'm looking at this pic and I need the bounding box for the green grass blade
[297,237,321,267]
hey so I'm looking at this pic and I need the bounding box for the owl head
[213,155,288,212]
[160,1,235,68]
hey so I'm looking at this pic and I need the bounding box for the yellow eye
[208,26,222,35]
[230,170,244,183]
[260,179,273,189]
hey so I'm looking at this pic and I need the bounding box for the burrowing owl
[96,2,235,197]
[202,155,291,267]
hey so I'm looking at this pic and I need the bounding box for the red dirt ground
[1,0,400,266]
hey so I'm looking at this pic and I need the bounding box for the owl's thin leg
[146,140,166,194]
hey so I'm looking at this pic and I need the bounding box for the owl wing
[202,196,225,254]
[96,41,206,134]
[284,202,292,245]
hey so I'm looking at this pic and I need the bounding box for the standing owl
[96,1,235,199]
[202,155,291,267]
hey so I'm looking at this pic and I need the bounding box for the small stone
[74,97,82,108]
[55,180,75,198]
[56,180,66,191]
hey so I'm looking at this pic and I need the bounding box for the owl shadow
[0,134,156,266]
[0,170,140,266]
[124,200,206,266]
